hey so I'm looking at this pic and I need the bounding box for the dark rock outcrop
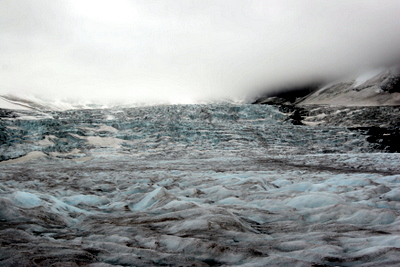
[252,82,321,105]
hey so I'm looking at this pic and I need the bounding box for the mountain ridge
[253,66,400,106]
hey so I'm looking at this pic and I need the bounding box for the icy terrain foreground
[1,104,400,267]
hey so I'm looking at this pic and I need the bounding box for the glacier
[1,103,400,266]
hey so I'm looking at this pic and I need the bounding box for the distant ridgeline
[251,81,322,105]
[252,68,400,152]
[252,67,400,106]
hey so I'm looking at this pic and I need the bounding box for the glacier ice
[0,103,399,266]
[9,191,43,208]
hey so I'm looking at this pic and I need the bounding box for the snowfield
[0,104,399,266]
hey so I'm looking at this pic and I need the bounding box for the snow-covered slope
[297,67,400,106]
[0,94,238,111]
[0,96,32,110]
[0,95,113,111]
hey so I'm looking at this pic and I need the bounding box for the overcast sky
[1,0,400,105]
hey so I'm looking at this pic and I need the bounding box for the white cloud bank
[1,0,400,105]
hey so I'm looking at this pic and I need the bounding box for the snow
[0,96,31,110]
[0,151,46,165]
[37,135,56,146]
[85,136,123,148]
[353,68,385,87]
[298,67,400,106]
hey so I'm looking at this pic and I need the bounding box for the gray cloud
[1,0,399,104]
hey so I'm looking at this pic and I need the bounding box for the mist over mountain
[1,0,400,105]
[253,65,400,106]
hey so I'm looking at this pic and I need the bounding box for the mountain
[298,67,400,106]
[254,66,400,106]
[2,66,400,111]
[0,95,113,111]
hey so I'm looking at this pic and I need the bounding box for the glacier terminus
[0,103,400,266]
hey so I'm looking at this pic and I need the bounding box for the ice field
[1,104,400,266]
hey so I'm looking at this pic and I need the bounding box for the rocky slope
[297,67,400,106]
[254,66,400,107]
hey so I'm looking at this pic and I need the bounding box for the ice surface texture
[0,104,400,266]
[0,104,382,161]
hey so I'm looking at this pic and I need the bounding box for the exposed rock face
[381,74,400,93]
[252,82,322,105]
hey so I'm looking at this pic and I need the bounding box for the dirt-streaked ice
[0,104,399,266]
